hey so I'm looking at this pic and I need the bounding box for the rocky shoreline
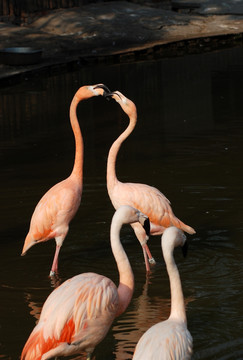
[0,1,242,84]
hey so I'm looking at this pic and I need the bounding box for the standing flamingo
[21,205,150,360]
[21,84,110,276]
[132,226,193,359]
[106,90,195,272]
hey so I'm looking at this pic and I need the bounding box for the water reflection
[113,275,195,360]
[24,292,42,323]
[24,275,62,323]
[0,43,242,359]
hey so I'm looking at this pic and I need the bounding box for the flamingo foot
[87,353,92,360]
[49,244,61,277]
[149,257,156,265]
[144,244,156,265]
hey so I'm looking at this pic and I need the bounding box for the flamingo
[21,205,150,360]
[132,226,193,359]
[105,90,195,272]
[21,84,110,276]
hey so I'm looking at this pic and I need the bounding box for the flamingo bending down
[21,205,150,360]
[21,84,110,276]
[106,90,195,272]
[132,226,193,359]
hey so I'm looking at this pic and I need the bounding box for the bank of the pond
[0,0,243,84]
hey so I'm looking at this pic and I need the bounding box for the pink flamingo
[21,84,110,276]
[132,226,193,359]
[21,205,150,360]
[106,90,195,272]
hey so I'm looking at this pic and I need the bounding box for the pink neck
[70,95,84,182]
[165,248,187,323]
[107,114,137,191]
[110,217,134,317]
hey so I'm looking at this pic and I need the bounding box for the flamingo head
[105,90,137,118]
[75,84,111,100]
[114,205,150,236]
[162,227,188,258]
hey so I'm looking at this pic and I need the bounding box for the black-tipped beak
[104,91,122,101]
[94,84,111,97]
[181,240,188,258]
[143,218,150,237]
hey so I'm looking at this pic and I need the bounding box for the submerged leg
[144,244,156,264]
[132,222,156,270]
[142,245,151,272]
[49,244,61,276]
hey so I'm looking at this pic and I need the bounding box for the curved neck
[70,95,84,181]
[110,217,134,317]
[163,246,187,323]
[107,113,137,191]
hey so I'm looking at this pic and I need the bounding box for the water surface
[0,44,243,359]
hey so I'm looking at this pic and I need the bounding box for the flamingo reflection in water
[112,275,194,359]
[21,206,150,360]
[24,274,62,323]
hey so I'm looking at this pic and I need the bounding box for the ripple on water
[193,338,243,360]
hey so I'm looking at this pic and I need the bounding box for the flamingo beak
[94,84,111,97]
[181,240,188,258]
[104,91,122,101]
[143,217,151,237]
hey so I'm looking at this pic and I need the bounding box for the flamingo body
[21,205,149,360]
[23,177,82,251]
[21,273,118,360]
[132,227,193,359]
[109,181,193,235]
[22,84,109,276]
[106,91,195,271]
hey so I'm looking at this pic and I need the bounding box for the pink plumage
[106,90,195,272]
[21,273,118,360]
[21,84,109,276]
[21,205,149,360]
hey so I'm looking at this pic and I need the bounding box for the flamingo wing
[110,181,173,225]
[21,273,119,360]
[23,178,82,252]
[110,181,195,235]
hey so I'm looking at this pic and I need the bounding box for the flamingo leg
[142,246,151,272]
[144,244,156,264]
[49,245,61,276]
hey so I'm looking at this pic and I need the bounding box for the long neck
[110,218,134,317]
[164,247,187,323]
[70,95,84,181]
[107,113,137,191]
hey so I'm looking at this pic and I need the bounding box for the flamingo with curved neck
[21,205,150,360]
[132,226,193,359]
[106,90,195,272]
[21,84,110,276]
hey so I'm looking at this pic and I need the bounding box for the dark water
[0,44,243,359]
